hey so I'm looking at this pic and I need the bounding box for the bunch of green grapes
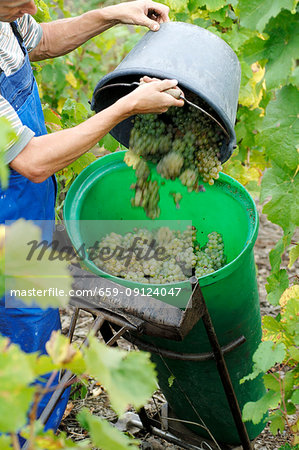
[92,226,226,284]
[126,94,226,219]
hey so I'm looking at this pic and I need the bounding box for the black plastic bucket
[91,22,241,163]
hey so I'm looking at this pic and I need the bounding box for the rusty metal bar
[189,278,252,450]
[67,308,79,343]
[125,333,246,361]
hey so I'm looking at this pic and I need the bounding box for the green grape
[126,94,226,219]
[93,226,226,284]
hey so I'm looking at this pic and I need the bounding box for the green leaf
[289,346,299,362]
[262,315,283,334]
[0,117,16,189]
[242,390,280,424]
[263,373,280,392]
[258,85,299,172]
[269,229,294,272]
[242,11,299,90]
[61,99,89,128]
[269,411,285,435]
[222,24,255,52]
[289,65,299,87]
[291,389,299,405]
[288,242,299,268]
[253,341,286,372]
[266,269,289,305]
[196,0,228,12]
[83,337,157,415]
[282,297,299,335]
[66,152,96,181]
[0,338,36,433]
[4,219,72,308]
[45,331,86,373]
[34,0,51,22]
[77,408,138,449]
[238,0,296,32]
[98,133,121,152]
[0,435,13,450]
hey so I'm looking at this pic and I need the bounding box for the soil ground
[59,204,299,449]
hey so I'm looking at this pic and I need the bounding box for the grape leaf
[4,220,72,308]
[242,390,281,424]
[282,297,299,335]
[0,338,36,433]
[242,11,299,90]
[238,0,296,32]
[262,315,282,334]
[269,412,285,435]
[196,0,228,12]
[263,373,280,392]
[77,408,138,449]
[0,117,16,189]
[222,24,255,52]
[257,85,299,172]
[269,228,295,273]
[261,165,299,231]
[289,65,299,87]
[253,341,286,372]
[262,11,299,90]
[288,242,299,268]
[289,346,299,362]
[291,389,299,405]
[266,269,289,305]
[83,336,157,415]
[0,435,12,450]
[45,331,86,373]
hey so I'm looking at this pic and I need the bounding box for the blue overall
[0,22,69,433]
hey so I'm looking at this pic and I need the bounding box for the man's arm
[30,0,169,61]
[9,79,184,182]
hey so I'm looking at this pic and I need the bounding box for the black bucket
[91,22,241,163]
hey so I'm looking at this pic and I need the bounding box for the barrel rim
[64,151,258,289]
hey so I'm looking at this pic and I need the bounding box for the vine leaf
[195,0,228,12]
[238,0,296,32]
[0,338,36,433]
[240,341,286,383]
[288,242,299,268]
[83,336,157,415]
[269,412,285,435]
[45,331,86,373]
[266,268,289,305]
[257,85,299,172]
[78,408,138,449]
[242,390,281,424]
[241,11,299,90]
[4,220,72,308]
[259,85,299,230]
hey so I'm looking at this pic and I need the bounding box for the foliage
[0,330,156,448]
[0,0,298,446]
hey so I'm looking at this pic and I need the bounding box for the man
[0,0,183,433]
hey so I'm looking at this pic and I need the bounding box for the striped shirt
[0,15,43,163]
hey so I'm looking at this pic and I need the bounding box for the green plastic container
[64,151,266,444]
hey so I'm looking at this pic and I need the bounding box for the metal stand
[22,265,252,450]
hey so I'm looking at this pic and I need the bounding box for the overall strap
[10,21,26,55]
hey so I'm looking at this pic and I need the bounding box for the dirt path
[59,204,298,449]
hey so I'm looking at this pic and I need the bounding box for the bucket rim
[91,69,236,163]
[64,151,258,289]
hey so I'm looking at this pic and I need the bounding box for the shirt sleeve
[0,95,34,164]
[17,14,43,53]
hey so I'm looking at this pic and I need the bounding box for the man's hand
[121,77,184,115]
[105,0,170,31]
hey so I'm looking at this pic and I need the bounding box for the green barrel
[64,151,266,444]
